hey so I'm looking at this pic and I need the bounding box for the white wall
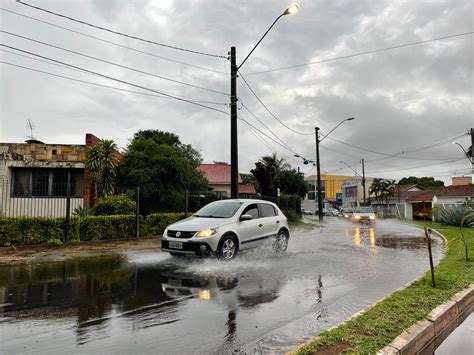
[3,198,83,217]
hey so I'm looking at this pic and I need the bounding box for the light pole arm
[319,117,355,143]
[453,142,473,162]
[237,14,284,70]
[339,161,361,178]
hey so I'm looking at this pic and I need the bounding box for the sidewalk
[435,312,474,354]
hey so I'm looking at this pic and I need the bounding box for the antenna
[26,118,35,140]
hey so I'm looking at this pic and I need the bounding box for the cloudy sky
[1,0,472,184]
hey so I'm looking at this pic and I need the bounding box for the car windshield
[342,208,353,212]
[193,200,243,218]
[353,207,374,213]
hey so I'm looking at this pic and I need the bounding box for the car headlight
[196,229,217,238]
[354,215,361,219]
[163,228,168,237]
[369,215,376,220]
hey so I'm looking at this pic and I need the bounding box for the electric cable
[0,60,228,106]
[239,71,313,135]
[1,30,229,96]
[16,0,227,58]
[365,158,465,174]
[0,44,230,115]
[245,31,474,76]
[0,8,228,75]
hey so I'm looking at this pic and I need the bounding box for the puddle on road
[0,221,444,354]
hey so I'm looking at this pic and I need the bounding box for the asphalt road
[0,218,443,354]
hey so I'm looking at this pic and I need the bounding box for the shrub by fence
[0,212,186,246]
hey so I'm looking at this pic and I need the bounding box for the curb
[378,284,474,355]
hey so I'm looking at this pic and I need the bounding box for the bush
[93,195,136,215]
[73,205,94,217]
[435,205,474,226]
[283,209,300,223]
[0,217,63,246]
[47,238,62,246]
[79,215,140,240]
[145,212,186,235]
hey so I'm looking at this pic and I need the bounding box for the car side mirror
[240,214,252,221]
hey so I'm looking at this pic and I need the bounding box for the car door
[259,203,279,237]
[238,203,265,250]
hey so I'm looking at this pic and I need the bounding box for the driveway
[0,218,443,354]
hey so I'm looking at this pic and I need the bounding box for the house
[197,163,256,198]
[0,134,101,217]
[405,177,473,220]
[370,184,425,218]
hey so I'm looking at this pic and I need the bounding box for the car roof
[217,198,278,206]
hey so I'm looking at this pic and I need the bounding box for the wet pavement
[0,218,444,354]
[435,312,474,354]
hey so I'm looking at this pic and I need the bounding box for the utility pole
[315,127,323,223]
[230,47,238,198]
[361,158,366,205]
[471,128,474,173]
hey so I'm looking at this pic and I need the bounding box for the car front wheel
[273,230,289,253]
[218,235,238,260]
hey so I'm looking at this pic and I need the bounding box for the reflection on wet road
[0,219,443,354]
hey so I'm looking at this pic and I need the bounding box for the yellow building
[305,174,356,206]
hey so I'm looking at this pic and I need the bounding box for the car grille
[167,230,196,239]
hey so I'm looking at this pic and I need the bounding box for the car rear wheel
[218,235,238,260]
[273,230,289,253]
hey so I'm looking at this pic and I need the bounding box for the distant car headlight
[196,229,217,238]
[354,215,361,219]
[344,214,349,218]
[369,215,376,220]
[163,228,168,237]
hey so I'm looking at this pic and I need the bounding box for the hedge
[0,213,187,246]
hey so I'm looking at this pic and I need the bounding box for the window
[11,168,84,198]
[242,204,259,219]
[260,203,277,217]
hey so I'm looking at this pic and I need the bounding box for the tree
[276,169,308,198]
[370,178,396,212]
[251,153,290,197]
[398,176,444,189]
[85,139,120,199]
[118,130,207,214]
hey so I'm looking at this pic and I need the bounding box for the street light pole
[316,117,355,223]
[315,127,323,223]
[229,4,299,198]
[230,47,238,198]
[361,158,366,204]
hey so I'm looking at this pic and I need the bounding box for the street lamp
[230,4,299,198]
[452,141,474,173]
[315,118,356,223]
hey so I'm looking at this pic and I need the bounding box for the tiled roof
[407,184,474,202]
[238,183,256,193]
[198,164,242,184]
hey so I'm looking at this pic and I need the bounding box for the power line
[0,60,228,106]
[240,102,297,154]
[245,31,474,76]
[1,30,229,97]
[1,44,230,115]
[239,72,313,135]
[0,8,228,75]
[365,158,465,174]
[16,0,227,59]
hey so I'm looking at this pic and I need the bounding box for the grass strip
[295,221,474,354]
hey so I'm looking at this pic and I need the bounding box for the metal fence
[1,179,83,218]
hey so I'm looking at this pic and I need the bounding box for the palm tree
[85,140,119,199]
[251,153,289,197]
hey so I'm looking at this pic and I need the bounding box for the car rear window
[260,203,277,217]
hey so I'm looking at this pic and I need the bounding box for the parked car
[340,207,354,218]
[161,199,290,260]
[301,208,314,215]
[351,207,376,224]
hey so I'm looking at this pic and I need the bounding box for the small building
[197,163,256,198]
[0,134,101,217]
[405,177,473,220]
[340,177,375,208]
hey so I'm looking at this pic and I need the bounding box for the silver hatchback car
[161,199,290,260]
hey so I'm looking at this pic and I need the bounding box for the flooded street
[0,219,443,354]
